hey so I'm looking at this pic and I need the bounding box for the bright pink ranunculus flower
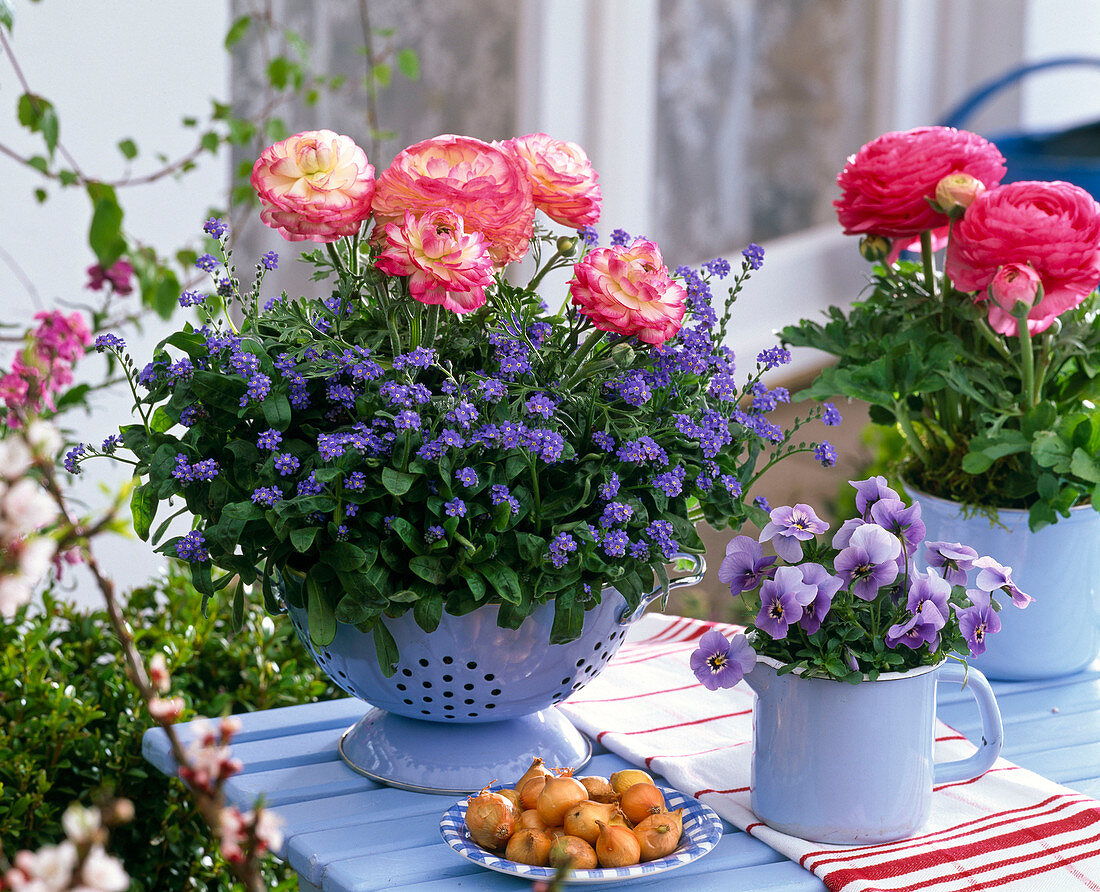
[946,180,1100,335]
[251,130,375,243]
[371,135,535,266]
[835,126,1006,239]
[504,133,601,229]
[375,209,494,314]
[569,239,686,345]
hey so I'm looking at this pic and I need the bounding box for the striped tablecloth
[559,613,1100,892]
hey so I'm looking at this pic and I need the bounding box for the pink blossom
[148,696,185,723]
[1,312,91,423]
[85,259,134,296]
[946,180,1100,335]
[375,209,494,314]
[835,126,1006,238]
[569,239,686,345]
[251,130,376,242]
[149,652,171,693]
[77,844,129,891]
[371,135,535,265]
[504,133,602,228]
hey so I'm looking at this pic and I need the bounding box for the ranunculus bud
[859,235,891,262]
[556,235,577,256]
[934,173,985,217]
[989,262,1042,314]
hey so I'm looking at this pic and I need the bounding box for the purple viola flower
[689,629,757,691]
[834,523,901,601]
[924,541,979,586]
[796,562,844,634]
[830,517,864,550]
[850,476,901,518]
[758,503,830,562]
[906,568,951,622]
[755,566,817,639]
[972,556,1034,608]
[869,498,925,560]
[886,600,947,651]
[955,589,1003,655]
[718,535,776,596]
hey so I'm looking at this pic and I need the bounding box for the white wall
[0,1,229,605]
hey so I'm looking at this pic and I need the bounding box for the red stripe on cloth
[565,682,701,705]
[610,643,704,666]
[885,818,1100,892]
[933,764,1021,792]
[935,732,967,742]
[745,821,764,835]
[974,845,1100,892]
[694,785,750,796]
[595,708,752,744]
[818,802,1100,890]
[643,741,749,768]
[802,794,1077,868]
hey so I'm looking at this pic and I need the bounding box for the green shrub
[0,565,338,890]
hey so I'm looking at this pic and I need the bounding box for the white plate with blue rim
[439,784,723,884]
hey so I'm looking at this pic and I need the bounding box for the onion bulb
[579,775,618,803]
[633,809,684,861]
[465,786,517,851]
[497,787,522,815]
[515,756,553,790]
[505,828,553,866]
[563,800,631,845]
[518,775,547,811]
[594,819,642,868]
[610,768,654,796]
[619,783,665,824]
[536,772,588,826]
[548,834,598,870]
[518,808,549,832]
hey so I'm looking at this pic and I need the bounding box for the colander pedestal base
[337,706,593,795]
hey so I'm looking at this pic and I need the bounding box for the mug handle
[933,662,1003,784]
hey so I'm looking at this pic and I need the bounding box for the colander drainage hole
[337,670,348,679]
[485,703,496,709]
[593,641,602,652]
[490,688,501,696]
[560,677,571,685]
[442,656,454,664]
[422,695,433,703]
[403,698,413,705]
[396,683,407,691]
[467,712,478,717]
[466,661,478,670]
[483,673,496,681]
[443,691,454,698]
[464,698,474,704]
[463,683,474,691]
[421,681,432,688]
[401,668,413,678]
[575,659,585,667]
[418,658,429,667]
[444,704,455,711]
[442,674,453,682]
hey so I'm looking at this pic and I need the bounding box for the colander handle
[618,552,706,626]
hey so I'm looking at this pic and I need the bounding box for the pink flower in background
[251,130,375,242]
[85,259,134,295]
[946,180,1100,335]
[1,311,92,424]
[376,209,494,314]
[371,135,535,265]
[835,126,1006,238]
[569,239,686,345]
[505,133,602,228]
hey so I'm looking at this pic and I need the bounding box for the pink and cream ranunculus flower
[371,135,535,266]
[251,130,375,243]
[835,126,1006,239]
[946,180,1100,335]
[569,239,686,345]
[504,133,601,228]
[376,209,494,314]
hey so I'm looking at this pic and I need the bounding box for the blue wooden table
[143,660,1100,890]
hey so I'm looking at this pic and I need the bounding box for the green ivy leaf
[224,14,251,49]
[290,527,317,553]
[373,621,399,677]
[0,0,13,33]
[323,541,367,572]
[88,190,125,267]
[396,48,420,80]
[1070,448,1100,484]
[306,572,336,647]
[117,138,138,160]
[409,555,446,585]
[382,467,417,496]
[130,483,157,542]
[17,93,59,157]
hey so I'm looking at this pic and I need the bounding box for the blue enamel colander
[285,553,705,723]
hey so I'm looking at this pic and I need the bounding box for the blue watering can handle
[940,57,1100,128]
[933,661,1003,785]
[618,552,706,626]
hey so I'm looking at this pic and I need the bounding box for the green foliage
[783,259,1100,530]
[0,570,337,890]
